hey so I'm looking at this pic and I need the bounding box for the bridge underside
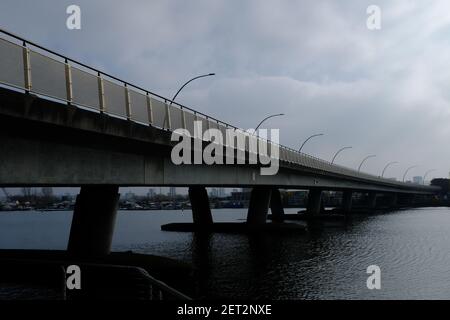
[0,133,432,195]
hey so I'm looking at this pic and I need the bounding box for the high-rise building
[413,176,423,184]
[169,187,176,197]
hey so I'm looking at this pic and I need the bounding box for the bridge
[0,29,439,256]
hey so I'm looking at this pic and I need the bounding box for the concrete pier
[342,190,353,213]
[407,194,416,206]
[189,186,213,226]
[402,194,416,207]
[270,188,284,222]
[247,187,272,225]
[367,192,377,209]
[389,193,398,207]
[67,185,120,257]
[307,188,323,215]
[162,186,306,233]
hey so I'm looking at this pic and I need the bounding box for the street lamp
[423,169,436,185]
[169,73,215,107]
[331,146,352,164]
[381,161,398,178]
[254,113,285,133]
[299,133,324,153]
[402,165,419,182]
[358,155,376,172]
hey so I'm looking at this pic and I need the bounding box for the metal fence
[0,29,433,191]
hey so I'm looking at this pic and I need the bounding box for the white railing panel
[0,38,24,88]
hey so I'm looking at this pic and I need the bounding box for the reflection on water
[1,207,450,299]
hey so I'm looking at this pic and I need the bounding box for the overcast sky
[1,0,449,187]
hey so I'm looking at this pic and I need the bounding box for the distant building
[209,188,226,198]
[124,192,135,200]
[413,176,423,184]
[210,188,219,198]
[169,187,176,197]
[231,190,251,201]
[147,188,156,198]
[61,193,73,201]
[284,191,307,206]
[41,187,53,197]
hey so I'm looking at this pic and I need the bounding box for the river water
[1,207,450,299]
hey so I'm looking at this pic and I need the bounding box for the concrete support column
[411,194,421,206]
[68,185,120,257]
[342,190,353,213]
[389,193,398,207]
[270,188,284,222]
[307,188,322,215]
[189,186,213,225]
[409,194,416,206]
[247,187,272,225]
[367,192,377,209]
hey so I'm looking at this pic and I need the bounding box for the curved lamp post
[358,155,376,172]
[423,169,436,185]
[402,165,419,182]
[299,133,324,153]
[331,146,352,164]
[169,73,215,107]
[381,161,398,178]
[254,113,285,133]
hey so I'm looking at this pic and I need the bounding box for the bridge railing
[0,29,433,191]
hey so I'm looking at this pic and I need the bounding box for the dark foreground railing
[0,259,191,300]
[61,263,192,300]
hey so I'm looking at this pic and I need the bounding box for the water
[1,207,450,299]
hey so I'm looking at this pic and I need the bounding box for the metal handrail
[0,28,234,130]
[64,263,192,300]
[0,28,436,191]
